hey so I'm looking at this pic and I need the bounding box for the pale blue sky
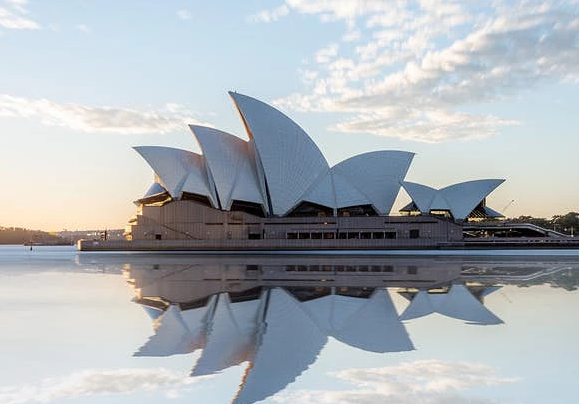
[0,0,578,231]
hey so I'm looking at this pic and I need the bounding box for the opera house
[80,92,510,251]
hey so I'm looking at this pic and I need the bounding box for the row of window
[286,264,394,272]
[286,230,421,240]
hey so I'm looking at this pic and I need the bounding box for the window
[409,229,420,239]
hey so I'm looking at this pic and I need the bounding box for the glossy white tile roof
[229,92,329,216]
[333,151,414,214]
[190,125,264,210]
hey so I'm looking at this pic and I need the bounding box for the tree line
[509,211,579,235]
[0,227,70,245]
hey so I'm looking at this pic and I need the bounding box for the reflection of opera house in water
[112,254,571,404]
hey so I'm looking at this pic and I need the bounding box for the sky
[0,0,578,231]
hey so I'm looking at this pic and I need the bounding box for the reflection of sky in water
[0,245,578,404]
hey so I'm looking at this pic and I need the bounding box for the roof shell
[229,92,329,216]
[189,125,264,210]
[142,182,168,199]
[400,182,437,213]
[332,151,414,214]
[440,179,505,220]
[298,169,337,209]
[134,146,218,207]
[402,179,505,220]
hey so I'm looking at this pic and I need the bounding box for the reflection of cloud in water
[0,368,200,404]
[275,360,519,404]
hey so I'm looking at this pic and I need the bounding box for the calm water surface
[1,245,578,404]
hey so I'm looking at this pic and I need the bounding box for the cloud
[177,9,192,21]
[0,94,211,135]
[248,4,289,23]
[315,43,339,64]
[274,360,519,404]
[257,0,579,142]
[0,0,40,30]
[0,368,203,404]
[332,108,519,143]
[74,24,90,33]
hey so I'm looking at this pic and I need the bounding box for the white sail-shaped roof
[189,125,264,210]
[430,192,451,211]
[142,182,168,198]
[400,182,437,213]
[229,92,330,216]
[331,170,373,208]
[402,179,505,220]
[400,285,502,325]
[440,179,505,220]
[134,146,217,206]
[299,169,336,209]
[332,151,414,214]
[233,288,327,404]
[192,294,261,376]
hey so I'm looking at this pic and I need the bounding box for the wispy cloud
[0,0,40,29]
[177,9,192,21]
[0,94,210,135]
[248,4,289,23]
[275,360,519,404]
[74,24,90,33]
[0,368,204,404]
[254,0,579,142]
